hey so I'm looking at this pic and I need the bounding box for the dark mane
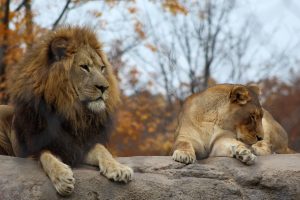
[13,97,113,166]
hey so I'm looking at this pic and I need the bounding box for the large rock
[0,154,299,200]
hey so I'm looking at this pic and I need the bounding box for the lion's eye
[249,115,256,123]
[80,64,90,72]
[100,65,106,73]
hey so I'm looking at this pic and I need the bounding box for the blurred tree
[0,0,10,75]
[0,0,38,102]
[110,91,178,156]
[129,0,259,103]
[0,0,299,157]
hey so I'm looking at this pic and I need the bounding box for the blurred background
[0,0,300,156]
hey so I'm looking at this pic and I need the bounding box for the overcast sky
[31,0,300,89]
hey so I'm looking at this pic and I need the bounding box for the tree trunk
[0,0,10,75]
[25,0,33,47]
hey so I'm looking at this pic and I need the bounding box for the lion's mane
[8,26,120,166]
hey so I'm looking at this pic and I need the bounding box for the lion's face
[70,47,110,113]
[218,85,264,145]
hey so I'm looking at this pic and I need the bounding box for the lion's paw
[100,162,133,183]
[233,145,256,165]
[172,149,196,164]
[50,163,75,196]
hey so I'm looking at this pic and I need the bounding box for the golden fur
[172,84,295,165]
[252,108,295,155]
[0,26,133,196]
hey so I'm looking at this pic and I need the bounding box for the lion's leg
[40,151,75,196]
[172,139,196,164]
[0,130,10,155]
[0,124,15,156]
[0,105,15,156]
[251,140,272,156]
[210,138,256,165]
[84,143,133,183]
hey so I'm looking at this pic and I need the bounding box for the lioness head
[207,84,263,145]
[216,84,264,145]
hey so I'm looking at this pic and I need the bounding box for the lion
[0,26,133,196]
[172,84,295,165]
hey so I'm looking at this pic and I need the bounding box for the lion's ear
[230,85,251,105]
[50,37,69,61]
[247,84,260,96]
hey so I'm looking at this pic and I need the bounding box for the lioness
[172,84,295,165]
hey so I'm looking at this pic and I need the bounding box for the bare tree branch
[14,0,26,12]
[52,0,72,30]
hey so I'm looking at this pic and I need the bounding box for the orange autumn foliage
[162,0,188,15]
[0,0,299,158]
[109,91,179,156]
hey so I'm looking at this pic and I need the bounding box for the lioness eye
[100,65,106,72]
[80,64,90,72]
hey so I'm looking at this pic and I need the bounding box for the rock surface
[0,154,300,200]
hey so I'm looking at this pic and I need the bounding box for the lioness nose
[95,85,109,93]
[256,135,263,141]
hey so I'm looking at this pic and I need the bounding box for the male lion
[0,26,133,196]
[172,84,295,165]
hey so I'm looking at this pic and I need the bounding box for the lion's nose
[95,85,109,93]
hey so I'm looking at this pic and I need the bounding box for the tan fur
[85,144,133,183]
[0,26,133,196]
[40,151,75,196]
[172,84,296,165]
[172,84,264,165]
[251,108,296,155]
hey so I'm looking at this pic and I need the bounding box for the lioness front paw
[100,162,133,183]
[252,141,272,156]
[50,163,75,196]
[172,149,196,164]
[232,145,256,165]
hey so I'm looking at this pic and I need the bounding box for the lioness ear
[247,84,261,96]
[50,37,69,61]
[230,85,251,105]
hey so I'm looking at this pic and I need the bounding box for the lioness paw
[172,149,196,164]
[252,141,272,156]
[100,162,133,183]
[50,163,75,196]
[232,145,256,165]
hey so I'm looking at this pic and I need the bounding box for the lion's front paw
[100,162,133,183]
[50,163,75,196]
[172,149,196,164]
[232,145,256,165]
